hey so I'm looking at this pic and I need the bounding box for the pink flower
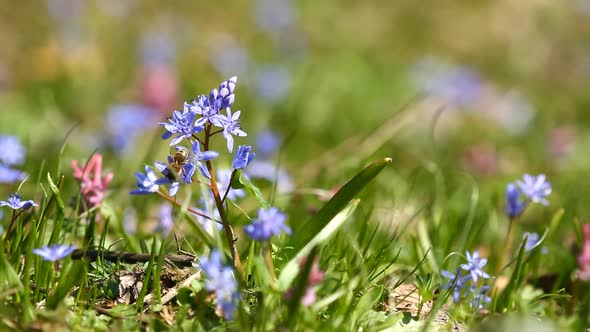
[72,154,113,210]
[576,224,590,281]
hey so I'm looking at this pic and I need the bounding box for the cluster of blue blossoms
[441,251,492,310]
[129,76,292,319]
[505,174,551,218]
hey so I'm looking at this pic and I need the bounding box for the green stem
[497,217,516,275]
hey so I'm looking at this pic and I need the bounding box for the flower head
[469,285,491,310]
[190,141,218,179]
[106,104,157,154]
[244,207,291,241]
[576,224,590,281]
[130,166,163,195]
[441,269,469,303]
[0,193,38,210]
[0,165,27,183]
[516,174,551,205]
[191,77,238,126]
[33,244,76,262]
[460,251,490,282]
[160,104,204,145]
[255,130,281,159]
[232,145,255,170]
[193,198,222,235]
[505,183,525,218]
[211,108,247,153]
[0,135,26,166]
[154,203,174,235]
[523,232,541,251]
[71,154,114,209]
[198,250,239,320]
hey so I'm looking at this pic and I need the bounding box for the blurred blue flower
[130,166,162,195]
[210,40,250,79]
[123,207,137,235]
[255,130,281,159]
[33,244,76,262]
[139,30,176,67]
[516,174,551,206]
[409,58,482,108]
[211,108,247,153]
[245,160,294,194]
[160,104,204,146]
[106,104,157,154]
[0,193,38,210]
[154,203,174,235]
[0,135,26,166]
[460,251,490,283]
[198,250,239,320]
[244,207,291,241]
[232,145,255,170]
[523,232,541,251]
[193,198,222,234]
[469,285,491,310]
[252,0,296,34]
[216,170,244,201]
[505,183,525,218]
[441,269,469,303]
[191,141,219,179]
[0,165,27,184]
[255,65,291,102]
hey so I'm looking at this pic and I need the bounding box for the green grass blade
[291,157,392,250]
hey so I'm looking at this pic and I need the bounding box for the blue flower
[255,130,281,159]
[244,207,291,241]
[469,285,491,310]
[190,141,219,179]
[105,104,157,154]
[0,165,27,183]
[198,250,239,320]
[211,108,247,153]
[154,203,174,235]
[523,232,541,251]
[0,135,26,166]
[460,251,490,283]
[216,169,245,201]
[516,174,551,205]
[255,65,291,102]
[192,198,222,234]
[130,166,162,195]
[0,193,38,210]
[505,183,525,218]
[160,104,204,145]
[232,145,255,170]
[245,160,294,194]
[441,269,469,303]
[33,244,76,262]
[192,77,238,127]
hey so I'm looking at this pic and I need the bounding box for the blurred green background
[0,0,589,270]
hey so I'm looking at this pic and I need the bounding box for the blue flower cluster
[441,251,492,310]
[198,250,240,320]
[131,77,254,197]
[0,136,27,184]
[505,174,551,218]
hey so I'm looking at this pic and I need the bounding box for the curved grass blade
[291,157,392,250]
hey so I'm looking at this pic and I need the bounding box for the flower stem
[203,124,243,276]
[497,216,516,275]
[221,170,237,204]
